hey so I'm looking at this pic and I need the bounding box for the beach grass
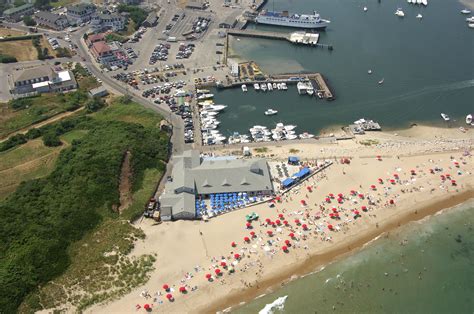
[0,139,62,200]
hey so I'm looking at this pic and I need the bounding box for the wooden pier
[271,73,334,100]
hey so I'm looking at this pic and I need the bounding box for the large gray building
[159,150,273,221]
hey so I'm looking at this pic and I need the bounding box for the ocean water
[212,0,474,136]
[234,202,474,314]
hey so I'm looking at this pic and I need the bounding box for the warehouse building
[159,150,273,221]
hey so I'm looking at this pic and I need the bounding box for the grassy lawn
[0,92,87,139]
[0,139,62,200]
[0,36,54,61]
[0,27,26,37]
[77,76,100,92]
[94,98,162,128]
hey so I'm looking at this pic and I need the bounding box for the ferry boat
[255,10,330,29]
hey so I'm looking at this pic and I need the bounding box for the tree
[86,97,106,113]
[23,16,36,27]
[42,132,62,147]
[26,128,42,139]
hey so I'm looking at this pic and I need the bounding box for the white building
[91,13,126,31]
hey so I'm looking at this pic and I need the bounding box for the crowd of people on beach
[133,152,471,311]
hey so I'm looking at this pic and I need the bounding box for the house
[85,33,106,47]
[89,86,108,98]
[3,3,34,22]
[142,11,158,28]
[10,65,77,98]
[66,3,96,24]
[34,11,69,30]
[159,150,273,221]
[91,13,125,31]
[90,41,114,63]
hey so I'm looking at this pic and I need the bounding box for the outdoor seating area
[195,193,266,218]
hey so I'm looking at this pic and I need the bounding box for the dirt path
[0,107,84,142]
[117,151,133,214]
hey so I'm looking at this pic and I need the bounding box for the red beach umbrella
[220,261,227,267]
[371,185,376,190]
[300,200,306,205]
[451,180,457,186]
[267,230,273,236]
[332,207,338,212]
[328,224,334,230]
[440,175,446,180]
[283,220,289,226]
[282,245,288,252]
[162,284,169,291]
[278,214,284,219]
[389,199,395,205]
[445,174,451,178]
[307,186,312,192]
[166,293,173,300]
[361,205,367,211]
[376,155,382,160]
[206,273,212,280]
[289,232,295,238]
[350,190,357,195]
[390,179,396,184]
[231,241,237,247]
[179,286,187,293]
[354,210,360,215]
[358,193,364,199]
[378,178,383,184]
[275,219,281,225]
[454,162,460,167]
[265,218,271,224]
[250,231,256,237]
[393,173,399,178]
[276,196,281,201]
[337,198,343,203]
[338,193,343,198]
[234,253,241,259]
[325,197,331,203]
[244,236,250,242]
[302,224,308,230]
[144,304,151,310]
[294,218,301,225]
[271,221,276,227]
[215,268,221,275]
[329,213,334,218]
[329,193,335,198]
[246,222,252,229]
[285,239,291,245]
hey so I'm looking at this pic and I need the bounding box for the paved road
[71,27,186,155]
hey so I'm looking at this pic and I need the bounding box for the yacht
[466,114,473,125]
[466,17,474,22]
[265,109,278,116]
[307,87,315,96]
[421,0,428,6]
[267,82,273,91]
[241,84,248,92]
[200,111,219,117]
[441,113,450,121]
[299,132,315,139]
[254,83,260,90]
[416,14,423,19]
[272,83,277,89]
[461,9,471,14]
[202,104,227,112]
[276,83,282,90]
[261,83,267,91]
[197,93,214,100]
[285,124,297,131]
[395,8,405,17]
[281,82,288,90]
[469,23,474,28]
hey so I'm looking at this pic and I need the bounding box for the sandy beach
[87,126,473,314]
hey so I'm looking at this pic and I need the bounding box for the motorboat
[241,84,248,92]
[254,83,260,90]
[267,83,273,91]
[272,83,277,89]
[466,17,474,22]
[265,109,278,116]
[395,8,405,17]
[299,132,315,139]
[469,23,474,28]
[368,69,372,74]
[200,110,219,116]
[261,83,267,91]
[202,104,227,111]
[441,113,450,121]
[378,78,384,85]
[281,82,288,90]
[276,83,282,90]
[363,6,368,12]
[196,89,210,94]
[307,88,315,96]
[416,14,423,19]
[421,0,428,6]
[286,134,298,140]
[284,124,297,131]
[466,114,473,124]
[461,9,471,14]
[197,93,214,100]
[317,92,323,99]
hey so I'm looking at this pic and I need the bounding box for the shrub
[42,131,62,147]
[0,54,17,63]
[23,16,36,27]
[0,134,27,152]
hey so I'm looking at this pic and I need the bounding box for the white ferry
[255,10,330,29]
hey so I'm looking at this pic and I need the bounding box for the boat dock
[271,73,334,100]
[226,29,332,48]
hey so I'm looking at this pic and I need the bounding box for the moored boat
[466,114,473,124]
[265,109,278,116]
[241,84,248,92]
[441,113,450,121]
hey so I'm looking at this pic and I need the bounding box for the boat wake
[258,296,288,314]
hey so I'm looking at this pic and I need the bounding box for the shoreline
[203,190,474,313]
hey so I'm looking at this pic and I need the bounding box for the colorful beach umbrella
[166,293,173,300]
[162,284,169,291]
[282,246,288,252]
[179,286,186,293]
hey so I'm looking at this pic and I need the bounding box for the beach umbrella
[283,220,289,226]
[354,210,360,216]
[329,213,335,218]
[289,232,295,238]
[179,286,187,293]
[306,186,312,192]
[329,193,335,198]
[282,246,288,252]
[361,205,367,211]
[276,196,281,202]
[389,199,395,205]
[302,224,308,230]
[337,198,343,203]
[267,230,273,236]
[234,253,241,259]
[328,224,334,230]
[250,231,256,237]
[144,304,151,310]
[325,197,331,203]
[162,284,169,291]
[335,213,340,218]
[440,175,446,180]
[393,173,399,178]
[275,219,281,225]
[358,193,364,199]
[246,222,252,229]
[332,208,338,212]
[231,241,237,247]
[337,193,343,198]
[244,236,250,242]
[451,179,457,186]
[390,179,396,184]
[378,178,383,184]
[206,273,212,280]
[278,214,284,219]
[294,219,301,225]
[265,218,271,224]
[300,200,306,206]
[166,294,173,301]
[285,239,291,245]
[376,155,382,160]
[215,268,221,275]
[370,185,376,190]
[445,173,451,178]
[411,169,416,174]
[350,190,357,195]
[454,162,460,167]
[220,261,227,267]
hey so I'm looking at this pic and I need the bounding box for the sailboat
[378,78,384,85]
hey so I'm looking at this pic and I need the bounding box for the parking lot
[166,10,213,39]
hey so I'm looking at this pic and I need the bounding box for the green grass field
[94,99,162,128]
[60,129,89,144]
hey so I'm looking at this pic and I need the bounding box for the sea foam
[258,296,288,314]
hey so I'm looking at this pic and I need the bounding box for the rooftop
[4,3,33,15]
[13,65,54,83]
[35,11,66,23]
